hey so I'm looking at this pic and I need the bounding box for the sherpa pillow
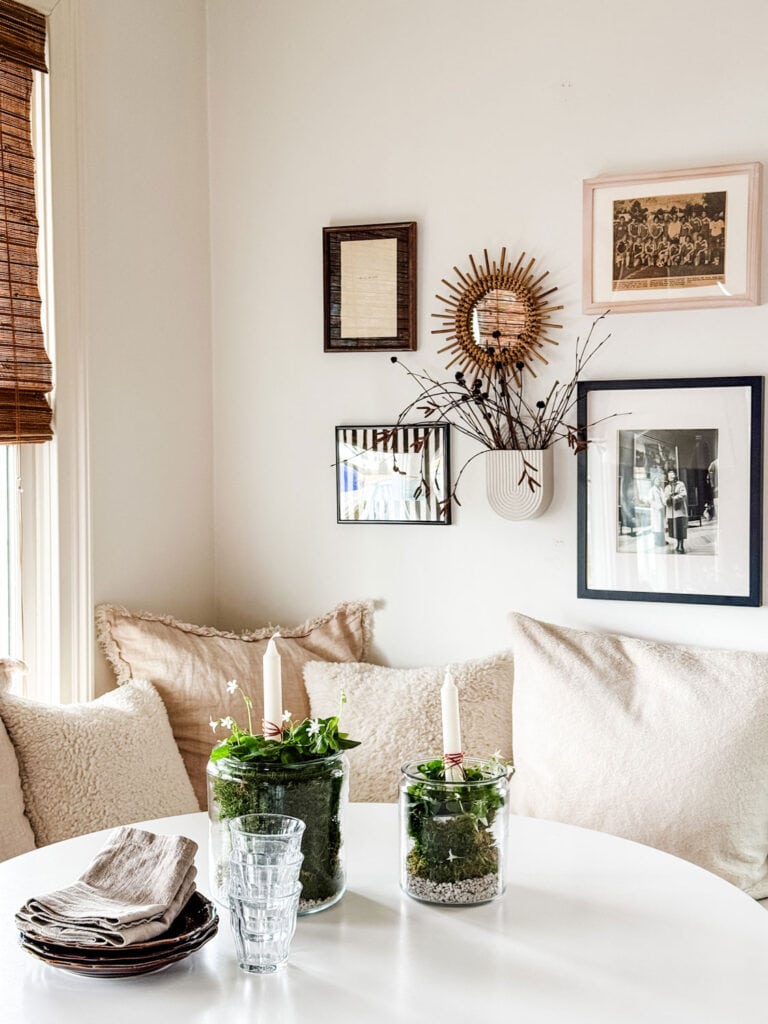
[508,612,768,898]
[96,601,374,807]
[0,680,199,847]
[304,653,514,802]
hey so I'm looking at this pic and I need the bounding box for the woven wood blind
[0,0,46,74]
[0,0,50,444]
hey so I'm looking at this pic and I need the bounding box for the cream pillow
[96,601,374,807]
[508,613,768,898]
[0,680,199,847]
[304,653,514,802]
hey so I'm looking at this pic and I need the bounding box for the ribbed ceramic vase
[485,448,553,520]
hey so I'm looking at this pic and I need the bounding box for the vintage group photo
[612,191,726,291]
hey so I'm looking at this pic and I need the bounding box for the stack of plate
[18,890,218,978]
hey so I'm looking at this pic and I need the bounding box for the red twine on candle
[262,720,283,740]
[444,752,464,768]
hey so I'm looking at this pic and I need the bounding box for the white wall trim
[48,0,92,702]
[27,1,61,16]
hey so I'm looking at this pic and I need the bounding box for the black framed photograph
[583,162,762,314]
[577,376,763,606]
[323,222,417,352]
[335,424,450,524]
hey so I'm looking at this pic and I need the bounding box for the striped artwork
[335,424,451,524]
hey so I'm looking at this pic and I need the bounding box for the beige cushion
[304,652,514,802]
[96,601,374,807]
[0,680,199,847]
[508,612,768,898]
[0,657,37,860]
[0,714,35,860]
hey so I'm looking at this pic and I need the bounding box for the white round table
[1,806,767,1023]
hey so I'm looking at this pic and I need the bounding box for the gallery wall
[206,0,768,667]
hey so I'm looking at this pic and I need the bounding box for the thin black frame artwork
[577,376,763,606]
[335,424,451,525]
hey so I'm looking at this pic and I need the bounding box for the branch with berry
[388,314,617,513]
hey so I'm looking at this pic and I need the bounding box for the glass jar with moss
[400,755,511,905]
[207,688,358,916]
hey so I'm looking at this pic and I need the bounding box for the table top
[2,805,768,1024]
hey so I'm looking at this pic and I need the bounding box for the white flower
[220,716,234,730]
[446,849,458,863]
[282,710,292,722]
[226,680,239,694]
[491,750,502,762]
[209,718,219,733]
[307,718,321,737]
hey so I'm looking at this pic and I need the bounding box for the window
[0,2,58,699]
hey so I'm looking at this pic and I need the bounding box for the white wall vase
[485,448,554,520]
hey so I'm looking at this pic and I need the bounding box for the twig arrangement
[390,314,612,514]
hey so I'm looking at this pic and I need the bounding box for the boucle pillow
[304,653,514,802]
[508,612,768,898]
[96,601,374,807]
[0,680,199,847]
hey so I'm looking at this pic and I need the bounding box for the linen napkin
[16,826,198,947]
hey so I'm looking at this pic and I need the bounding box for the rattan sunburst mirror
[432,248,563,381]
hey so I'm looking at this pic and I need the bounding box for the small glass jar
[400,756,510,905]
[207,751,349,915]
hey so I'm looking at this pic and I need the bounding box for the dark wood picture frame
[335,423,451,525]
[323,222,417,352]
[577,376,763,606]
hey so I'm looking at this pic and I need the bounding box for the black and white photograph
[577,377,762,606]
[617,429,718,556]
[612,192,726,291]
[583,162,761,314]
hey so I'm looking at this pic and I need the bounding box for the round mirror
[471,288,528,349]
[433,248,563,380]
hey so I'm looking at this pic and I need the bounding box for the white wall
[206,0,768,667]
[50,0,215,693]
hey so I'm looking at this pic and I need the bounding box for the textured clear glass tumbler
[229,885,302,974]
[228,813,306,853]
[229,852,304,898]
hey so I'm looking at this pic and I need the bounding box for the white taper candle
[441,668,463,782]
[262,634,283,739]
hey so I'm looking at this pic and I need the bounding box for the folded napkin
[16,826,198,947]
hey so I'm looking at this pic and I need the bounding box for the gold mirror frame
[432,248,563,381]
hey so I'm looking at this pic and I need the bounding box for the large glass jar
[207,752,349,915]
[400,756,510,905]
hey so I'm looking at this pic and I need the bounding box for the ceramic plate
[20,921,218,977]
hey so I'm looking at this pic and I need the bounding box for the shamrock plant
[209,680,360,765]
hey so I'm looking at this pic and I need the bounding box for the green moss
[212,756,345,904]
[404,760,505,885]
[407,816,498,883]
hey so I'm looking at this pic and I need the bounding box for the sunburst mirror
[432,248,563,381]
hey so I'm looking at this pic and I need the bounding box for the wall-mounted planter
[485,448,553,520]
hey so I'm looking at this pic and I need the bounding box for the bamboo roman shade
[0,0,50,444]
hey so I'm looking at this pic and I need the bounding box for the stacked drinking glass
[228,813,305,973]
